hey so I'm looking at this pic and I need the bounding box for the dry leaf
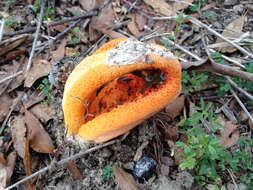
[0,93,13,122]
[165,95,185,119]
[52,39,67,62]
[23,90,46,109]
[0,151,16,188]
[100,29,126,39]
[216,16,245,53]
[165,125,179,141]
[249,111,253,129]
[91,4,115,32]
[173,0,193,11]
[143,0,175,16]
[0,36,28,56]
[24,59,52,88]
[25,109,54,154]
[78,0,103,11]
[113,166,139,190]
[30,104,52,124]
[65,161,84,180]
[219,121,239,148]
[127,17,141,38]
[135,13,147,31]
[10,116,26,158]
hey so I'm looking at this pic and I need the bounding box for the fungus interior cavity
[85,68,166,122]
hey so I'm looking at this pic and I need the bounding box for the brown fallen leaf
[91,4,115,33]
[51,39,67,62]
[135,13,147,31]
[23,89,46,109]
[215,16,245,53]
[10,115,26,158]
[219,121,239,148]
[173,0,193,11]
[30,104,52,124]
[24,59,52,88]
[113,166,139,190]
[0,151,17,188]
[143,0,175,16]
[65,161,84,180]
[79,0,103,11]
[24,109,54,154]
[0,93,13,122]
[165,95,185,119]
[127,16,142,38]
[0,35,28,56]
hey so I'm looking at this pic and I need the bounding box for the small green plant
[6,17,21,29]
[32,0,55,21]
[189,0,207,13]
[177,101,253,187]
[102,163,120,181]
[204,10,217,20]
[69,27,81,45]
[0,126,4,141]
[39,78,51,105]
[181,70,209,94]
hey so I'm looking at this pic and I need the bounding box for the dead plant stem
[5,134,129,190]
[26,0,46,72]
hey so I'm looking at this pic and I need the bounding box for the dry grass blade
[113,166,139,190]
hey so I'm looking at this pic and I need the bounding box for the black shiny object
[133,155,157,181]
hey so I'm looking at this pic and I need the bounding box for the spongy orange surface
[62,38,181,143]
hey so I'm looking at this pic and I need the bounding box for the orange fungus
[62,38,181,143]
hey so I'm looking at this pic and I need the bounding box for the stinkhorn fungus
[62,38,181,143]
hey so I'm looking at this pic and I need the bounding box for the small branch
[26,0,46,72]
[230,88,253,124]
[208,48,245,69]
[226,76,253,102]
[36,19,83,54]
[5,134,129,190]
[227,169,239,190]
[0,19,5,43]
[152,16,253,58]
[0,71,22,84]
[3,10,98,38]
[203,36,253,82]
[188,17,253,58]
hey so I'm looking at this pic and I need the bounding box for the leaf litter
[1,0,253,189]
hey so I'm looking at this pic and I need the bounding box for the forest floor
[0,0,253,190]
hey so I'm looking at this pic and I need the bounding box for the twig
[0,71,22,84]
[230,88,253,124]
[208,48,245,69]
[2,10,98,38]
[26,0,46,72]
[36,19,82,54]
[47,9,98,27]
[227,169,239,190]
[0,19,5,43]
[203,36,253,82]
[152,16,253,58]
[0,34,30,46]
[188,17,253,58]
[5,133,129,190]
[142,26,202,61]
[225,76,253,102]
